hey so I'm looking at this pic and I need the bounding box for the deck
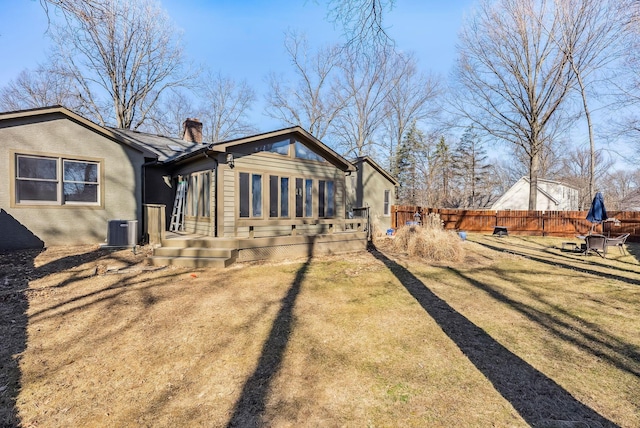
[148,230,368,268]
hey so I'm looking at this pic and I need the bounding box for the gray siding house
[346,156,398,233]
[0,106,151,250]
[112,123,367,266]
[2,107,388,266]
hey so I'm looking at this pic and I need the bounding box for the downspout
[205,144,219,237]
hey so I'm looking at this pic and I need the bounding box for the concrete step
[147,255,236,268]
[153,247,237,259]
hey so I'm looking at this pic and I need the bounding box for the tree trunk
[573,64,596,202]
[529,152,541,211]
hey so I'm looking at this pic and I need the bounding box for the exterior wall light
[226,153,234,168]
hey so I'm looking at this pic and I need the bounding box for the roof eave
[209,126,356,172]
[0,105,154,157]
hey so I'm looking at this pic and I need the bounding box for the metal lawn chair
[605,233,630,255]
[583,234,607,257]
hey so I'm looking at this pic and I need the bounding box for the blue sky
[0,0,475,129]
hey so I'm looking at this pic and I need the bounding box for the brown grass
[1,234,639,427]
[381,221,464,262]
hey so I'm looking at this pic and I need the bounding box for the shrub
[391,216,464,262]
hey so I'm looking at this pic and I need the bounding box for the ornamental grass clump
[392,214,464,262]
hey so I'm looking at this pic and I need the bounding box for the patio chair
[605,233,630,255]
[584,234,607,258]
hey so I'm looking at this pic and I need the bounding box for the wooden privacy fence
[391,206,640,242]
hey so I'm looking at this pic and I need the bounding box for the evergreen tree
[452,126,491,208]
[432,136,453,207]
[395,121,425,205]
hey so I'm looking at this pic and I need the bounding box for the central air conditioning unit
[106,220,138,247]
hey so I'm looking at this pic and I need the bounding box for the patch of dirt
[1,245,152,282]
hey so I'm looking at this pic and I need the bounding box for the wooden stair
[148,236,238,268]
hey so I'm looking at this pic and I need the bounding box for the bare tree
[196,71,257,143]
[0,66,80,111]
[325,0,395,51]
[264,32,344,140]
[511,134,568,180]
[558,145,614,209]
[602,168,640,210]
[452,0,575,210]
[382,51,441,172]
[142,90,195,138]
[552,0,629,202]
[612,1,640,159]
[44,0,195,129]
[331,45,398,158]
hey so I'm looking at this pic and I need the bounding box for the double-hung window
[15,154,100,205]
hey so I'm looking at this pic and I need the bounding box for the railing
[144,203,368,242]
[237,218,368,238]
[391,206,640,242]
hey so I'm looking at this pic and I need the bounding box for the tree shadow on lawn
[625,243,640,265]
[0,246,147,427]
[0,249,41,427]
[370,248,620,428]
[476,238,640,287]
[226,256,311,428]
[447,265,640,378]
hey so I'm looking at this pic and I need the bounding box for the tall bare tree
[264,32,344,140]
[331,45,398,158]
[558,145,614,209]
[552,0,629,202]
[44,0,195,129]
[382,51,441,172]
[602,168,640,210]
[325,0,395,51]
[0,66,80,112]
[196,71,257,143]
[452,0,575,210]
[142,90,195,138]
[613,1,640,159]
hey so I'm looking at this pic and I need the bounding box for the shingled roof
[108,127,204,163]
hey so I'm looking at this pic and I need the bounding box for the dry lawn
[1,234,639,427]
